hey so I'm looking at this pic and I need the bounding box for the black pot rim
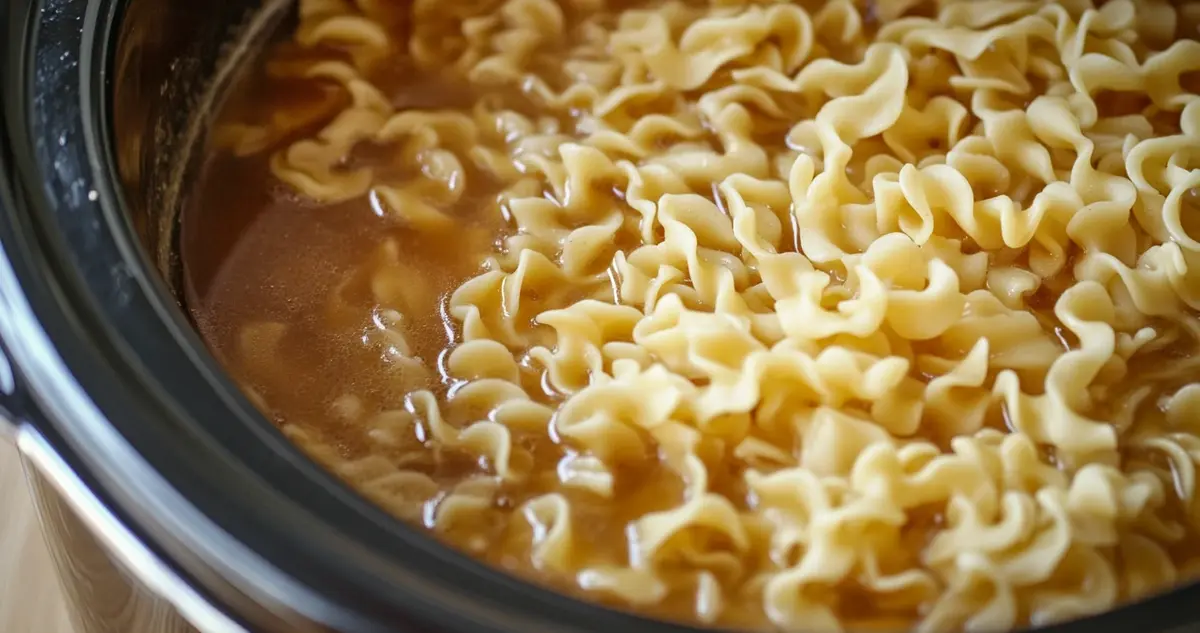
[2,2,1200,633]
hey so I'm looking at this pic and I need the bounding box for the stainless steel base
[15,427,236,633]
[24,459,197,633]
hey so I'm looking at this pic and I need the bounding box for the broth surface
[185,0,1200,630]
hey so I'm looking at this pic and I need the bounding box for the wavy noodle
[207,0,1200,629]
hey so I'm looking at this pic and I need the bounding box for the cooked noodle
[191,0,1200,629]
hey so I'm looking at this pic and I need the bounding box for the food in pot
[182,0,1200,629]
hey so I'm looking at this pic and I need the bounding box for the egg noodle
[213,0,1200,629]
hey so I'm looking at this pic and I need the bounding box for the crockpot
[0,1,1199,632]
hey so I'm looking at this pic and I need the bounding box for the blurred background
[1,440,75,632]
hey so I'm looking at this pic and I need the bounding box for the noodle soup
[183,0,1200,629]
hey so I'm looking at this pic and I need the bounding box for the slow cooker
[1,1,1199,632]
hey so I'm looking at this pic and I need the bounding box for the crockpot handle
[0,334,26,439]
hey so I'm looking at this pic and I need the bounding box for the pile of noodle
[221,0,1200,629]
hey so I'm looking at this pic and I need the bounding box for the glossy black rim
[3,1,1200,633]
